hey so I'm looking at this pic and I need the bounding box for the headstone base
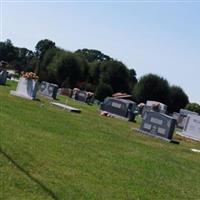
[10,90,35,100]
[132,128,179,143]
[176,131,200,142]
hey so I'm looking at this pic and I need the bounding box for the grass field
[0,81,200,200]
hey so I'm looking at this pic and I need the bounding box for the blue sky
[1,1,200,103]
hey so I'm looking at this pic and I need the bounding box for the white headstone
[10,77,38,100]
[182,114,200,141]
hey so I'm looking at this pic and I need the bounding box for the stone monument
[38,81,58,99]
[181,114,200,141]
[138,111,176,140]
[10,76,38,100]
[0,69,7,85]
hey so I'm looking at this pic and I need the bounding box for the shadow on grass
[0,147,59,200]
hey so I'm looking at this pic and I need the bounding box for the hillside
[0,81,200,200]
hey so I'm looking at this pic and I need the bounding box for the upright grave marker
[10,72,39,100]
[100,97,137,121]
[174,109,198,129]
[138,111,176,140]
[72,89,94,104]
[0,69,7,85]
[181,114,200,141]
[38,81,58,99]
[142,100,167,116]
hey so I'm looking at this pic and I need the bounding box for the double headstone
[0,69,7,85]
[38,81,58,99]
[140,111,176,140]
[100,97,137,121]
[181,114,200,141]
[10,77,38,100]
[73,90,94,104]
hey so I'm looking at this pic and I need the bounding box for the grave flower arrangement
[21,72,39,80]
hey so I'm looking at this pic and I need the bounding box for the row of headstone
[0,68,8,85]
[100,97,137,121]
[10,78,59,100]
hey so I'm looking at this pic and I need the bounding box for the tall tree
[168,86,189,113]
[99,60,130,93]
[47,51,82,88]
[134,73,170,105]
[75,48,112,62]
[35,39,56,75]
[0,39,18,64]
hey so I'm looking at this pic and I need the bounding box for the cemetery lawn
[1,81,200,200]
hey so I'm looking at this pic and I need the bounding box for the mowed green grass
[0,81,200,200]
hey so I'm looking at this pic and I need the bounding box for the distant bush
[168,85,189,113]
[185,103,200,114]
[134,73,170,105]
[95,83,113,102]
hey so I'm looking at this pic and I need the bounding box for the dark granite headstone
[100,97,137,121]
[73,90,94,104]
[75,90,88,102]
[38,81,58,99]
[140,111,176,140]
[0,69,7,85]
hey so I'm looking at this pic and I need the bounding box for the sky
[1,0,200,103]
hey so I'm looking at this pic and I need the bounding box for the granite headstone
[38,81,58,99]
[0,69,7,85]
[140,111,176,140]
[100,97,137,121]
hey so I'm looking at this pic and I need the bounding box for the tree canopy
[134,73,170,105]
[0,38,190,109]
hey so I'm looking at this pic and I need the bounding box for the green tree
[185,103,200,114]
[134,73,170,105]
[47,51,82,88]
[0,39,18,64]
[35,39,56,74]
[75,48,112,62]
[95,83,113,101]
[168,86,189,113]
[100,60,130,93]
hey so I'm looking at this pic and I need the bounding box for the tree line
[0,38,195,113]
